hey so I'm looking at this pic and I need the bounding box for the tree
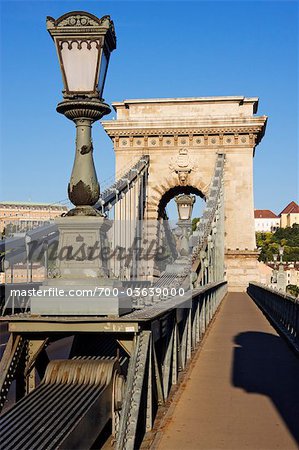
[286,284,299,298]
[256,226,299,262]
[192,217,200,232]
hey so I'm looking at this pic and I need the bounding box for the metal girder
[116,331,151,450]
[153,342,164,405]
[146,339,153,432]
[201,298,206,334]
[0,334,25,411]
[172,323,178,385]
[180,314,189,370]
[8,321,139,333]
[162,325,174,400]
[117,338,134,356]
[193,301,200,348]
[187,309,192,361]
[24,339,49,393]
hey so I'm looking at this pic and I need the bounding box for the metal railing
[0,152,226,317]
[248,282,299,353]
[95,155,149,214]
[0,282,41,315]
[0,156,150,284]
[116,280,227,450]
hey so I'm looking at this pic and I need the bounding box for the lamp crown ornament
[48,11,116,216]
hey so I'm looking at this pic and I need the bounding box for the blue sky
[0,1,298,218]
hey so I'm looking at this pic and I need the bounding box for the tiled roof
[280,201,299,215]
[254,209,278,219]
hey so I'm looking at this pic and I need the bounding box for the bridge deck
[157,293,299,450]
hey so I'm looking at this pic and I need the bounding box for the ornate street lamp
[279,245,284,264]
[175,194,195,222]
[31,12,133,316]
[47,11,116,216]
[164,194,196,278]
[272,253,278,284]
[277,246,286,292]
[175,194,196,257]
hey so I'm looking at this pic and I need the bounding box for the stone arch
[147,170,209,220]
[157,185,204,219]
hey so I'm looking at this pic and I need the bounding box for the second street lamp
[277,245,286,292]
[164,194,196,277]
[175,194,195,223]
[47,11,116,216]
[175,194,196,257]
[279,245,284,264]
[272,253,278,284]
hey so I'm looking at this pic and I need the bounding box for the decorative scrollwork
[169,148,198,185]
[58,39,101,51]
[60,15,98,27]
[47,13,113,29]
[47,13,116,41]
[48,266,61,279]
[80,143,93,155]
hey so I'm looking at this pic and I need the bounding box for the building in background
[280,201,299,228]
[254,209,280,232]
[257,261,272,285]
[255,201,299,232]
[4,263,45,283]
[284,262,299,287]
[0,201,68,234]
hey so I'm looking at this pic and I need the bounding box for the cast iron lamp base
[57,98,111,216]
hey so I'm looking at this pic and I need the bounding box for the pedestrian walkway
[157,293,299,450]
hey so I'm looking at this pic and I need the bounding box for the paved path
[157,293,299,450]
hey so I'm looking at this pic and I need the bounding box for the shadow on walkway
[232,331,299,445]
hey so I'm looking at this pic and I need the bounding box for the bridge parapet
[248,282,299,353]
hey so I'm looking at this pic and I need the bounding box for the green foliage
[192,217,200,232]
[286,284,299,298]
[256,224,299,262]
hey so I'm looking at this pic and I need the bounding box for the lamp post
[164,194,196,279]
[47,12,116,216]
[277,245,286,292]
[30,12,129,316]
[272,253,278,285]
[279,246,284,264]
[175,194,195,257]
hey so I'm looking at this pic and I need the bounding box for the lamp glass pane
[98,51,108,96]
[179,205,190,221]
[61,40,99,92]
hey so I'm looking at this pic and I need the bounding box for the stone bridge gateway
[102,96,267,291]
